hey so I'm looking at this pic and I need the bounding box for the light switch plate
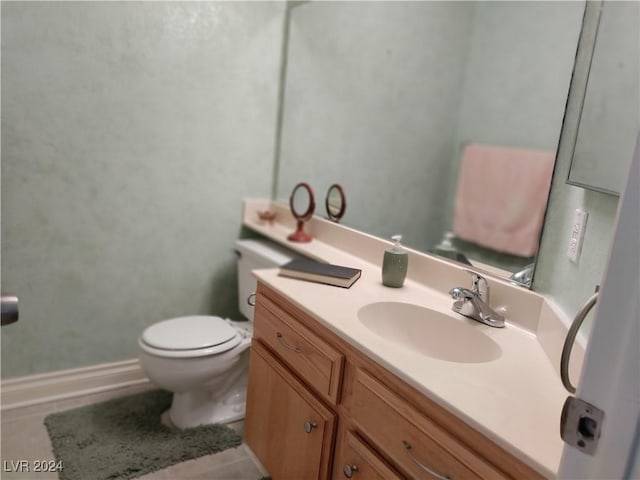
[568,208,588,263]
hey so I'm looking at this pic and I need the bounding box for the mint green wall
[1,1,285,378]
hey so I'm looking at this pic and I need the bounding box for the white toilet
[138,239,298,429]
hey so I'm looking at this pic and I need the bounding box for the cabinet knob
[343,464,359,478]
[303,421,317,433]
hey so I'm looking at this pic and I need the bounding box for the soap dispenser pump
[382,235,408,288]
[433,231,458,260]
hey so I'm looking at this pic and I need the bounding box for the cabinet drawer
[334,429,404,480]
[351,369,506,480]
[254,292,344,404]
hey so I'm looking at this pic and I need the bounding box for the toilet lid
[141,316,239,351]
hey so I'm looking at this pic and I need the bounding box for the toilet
[138,239,298,429]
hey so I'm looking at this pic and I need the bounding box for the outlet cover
[568,208,589,263]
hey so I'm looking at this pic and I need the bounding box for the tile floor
[1,385,267,480]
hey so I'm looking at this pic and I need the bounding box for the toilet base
[165,400,246,429]
[167,370,248,429]
[162,407,245,428]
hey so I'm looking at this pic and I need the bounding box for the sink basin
[357,302,502,363]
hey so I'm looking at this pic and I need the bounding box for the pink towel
[452,144,555,257]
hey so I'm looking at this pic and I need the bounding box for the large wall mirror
[567,0,639,195]
[274,1,586,286]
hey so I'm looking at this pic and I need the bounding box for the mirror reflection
[567,0,639,195]
[326,184,347,222]
[275,1,585,285]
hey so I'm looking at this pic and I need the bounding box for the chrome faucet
[449,271,505,328]
[509,262,535,286]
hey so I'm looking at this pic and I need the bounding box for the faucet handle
[449,286,466,299]
[464,270,490,302]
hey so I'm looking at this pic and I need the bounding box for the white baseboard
[1,359,151,411]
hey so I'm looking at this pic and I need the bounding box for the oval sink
[358,302,502,363]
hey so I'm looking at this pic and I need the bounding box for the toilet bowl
[138,239,298,429]
[139,316,252,428]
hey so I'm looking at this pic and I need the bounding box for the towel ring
[560,288,599,393]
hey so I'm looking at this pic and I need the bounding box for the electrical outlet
[568,208,588,263]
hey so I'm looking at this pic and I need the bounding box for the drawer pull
[304,420,317,433]
[276,332,301,353]
[342,464,359,478]
[403,441,451,480]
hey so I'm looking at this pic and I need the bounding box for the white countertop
[244,199,570,478]
[254,262,567,478]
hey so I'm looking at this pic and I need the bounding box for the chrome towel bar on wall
[561,287,599,393]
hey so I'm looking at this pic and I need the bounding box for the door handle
[1,295,19,326]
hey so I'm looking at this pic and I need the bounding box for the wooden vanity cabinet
[245,283,545,480]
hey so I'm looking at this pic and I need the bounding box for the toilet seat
[140,316,242,358]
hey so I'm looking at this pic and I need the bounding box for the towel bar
[561,287,599,393]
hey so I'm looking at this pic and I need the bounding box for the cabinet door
[333,428,404,480]
[245,340,337,480]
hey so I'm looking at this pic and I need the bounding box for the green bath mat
[44,389,242,480]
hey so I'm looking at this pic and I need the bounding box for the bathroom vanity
[245,283,543,479]
[242,200,582,479]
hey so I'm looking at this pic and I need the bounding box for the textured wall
[1,1,285,378]
[276,1,473,251]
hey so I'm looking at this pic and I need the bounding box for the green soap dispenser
[382,235,408,288]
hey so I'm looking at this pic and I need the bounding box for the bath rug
[44,389,242,480]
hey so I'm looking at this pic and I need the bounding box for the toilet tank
[236,239,300,321]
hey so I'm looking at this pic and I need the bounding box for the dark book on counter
[279,259,362,288]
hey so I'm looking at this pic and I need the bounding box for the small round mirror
[325,184,346,222]
[287,182,315,242]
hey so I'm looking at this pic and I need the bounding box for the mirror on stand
[287,182,315,242]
